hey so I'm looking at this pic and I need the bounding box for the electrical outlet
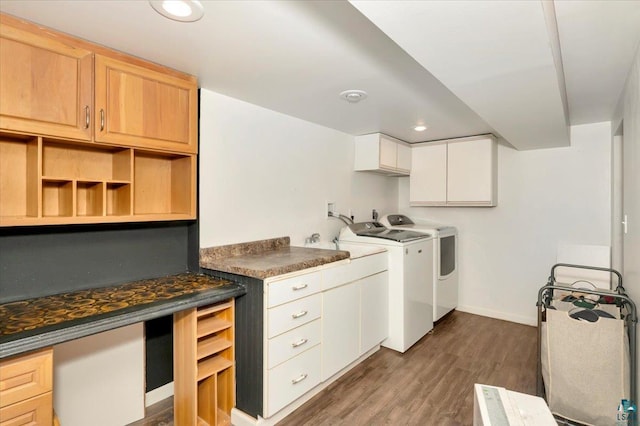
[327,202,335,217]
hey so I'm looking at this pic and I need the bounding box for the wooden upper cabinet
[95,55,198,154]
[0,18,93,141]
[0,14,198,226]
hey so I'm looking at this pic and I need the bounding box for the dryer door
[439,234,456,279]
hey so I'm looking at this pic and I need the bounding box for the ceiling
[1,0,639,150]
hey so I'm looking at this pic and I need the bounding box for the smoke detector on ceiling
[340,90,368,103]
[149,0,204,22]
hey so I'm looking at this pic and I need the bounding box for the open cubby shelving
[174,300,235,426]
[0,132,195,226]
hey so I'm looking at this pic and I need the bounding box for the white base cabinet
[360,271,389,354]
[321,282,360,381]
[264,271,323,418]
[266,345,321,417]
[262,251,388,419]
[410,134,497,206]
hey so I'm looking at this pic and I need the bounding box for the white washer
[339,222,434,353]
[380,214,458,322]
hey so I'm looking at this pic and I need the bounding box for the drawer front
[0,348,53,408]
[266,345,321,417]
[267,319,321,369]
[323,252,388,290]
[267,271,321,307]
[267,294,321,338]
[0,392,52,426]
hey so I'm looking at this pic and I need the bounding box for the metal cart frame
[536,263,637,425]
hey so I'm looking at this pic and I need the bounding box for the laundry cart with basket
[537,263,637,425]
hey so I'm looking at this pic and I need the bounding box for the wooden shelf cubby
[174,299,235,426]
[0,131,195,226]
[0,133,39,221]
[134,151,194,216]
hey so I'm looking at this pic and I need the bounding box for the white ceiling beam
[350,0,571,150]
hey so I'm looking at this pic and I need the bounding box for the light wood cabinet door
[95,54,198,154]
[0,18,92,141]
[0,392,52,426]
[410,142,447,205]
[0,348,53,409]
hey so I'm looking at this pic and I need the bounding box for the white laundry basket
[537,263,637,426]
[541,308,630,425]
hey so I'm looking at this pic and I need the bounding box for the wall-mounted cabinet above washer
[354,133,411,176]
[410,134,497,207]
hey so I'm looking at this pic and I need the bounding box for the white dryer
[339,222,434,353]
[380,214,458,321]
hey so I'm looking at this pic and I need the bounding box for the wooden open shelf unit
[0,131,195,226]
[174,299,235,426]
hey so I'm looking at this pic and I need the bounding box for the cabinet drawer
[267,294,321,338]
[266,345,321,417]
[267,319,321,369]
[267,271,321,307]
[0,348,52,408]
[323,252,388,290]
[0,391,52,426]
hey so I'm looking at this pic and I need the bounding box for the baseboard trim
[145,382,174,408]
[456,305,537,326]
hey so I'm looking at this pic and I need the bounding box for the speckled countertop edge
[0,273,245,359]
[200,237,350,279]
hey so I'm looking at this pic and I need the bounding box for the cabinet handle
[292,284,308,291]
[84,106,90,129]
[291,310,308,319]
[291,373,308,385]
[100,109,105,131]
[291,338,308,348]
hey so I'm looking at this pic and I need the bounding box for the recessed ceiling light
[414,125,428,132]
[149,0,204,22]
[340,90,368,103]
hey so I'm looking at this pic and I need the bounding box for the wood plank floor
[278,311,537,426]
[131,311,537,425]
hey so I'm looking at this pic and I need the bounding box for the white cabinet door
[379,136,397,170]
[267,294,321,338]
[360,271,388,354]
[354,133,410,176]
[410,142,447,205]
[402,240,434,350]
[267,271,321,308]
[321,282,360,381]
[447,137,495,205]
[396,143,412,173]
[267,319,321,369]
[266,344,321,417]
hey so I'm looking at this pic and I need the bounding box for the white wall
[54,324,144,426]
[199,89,397,248]
[614,44,640,399]
[398,122,612,325]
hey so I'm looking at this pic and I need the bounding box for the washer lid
[385,214,414,226]
[348,222,431,242]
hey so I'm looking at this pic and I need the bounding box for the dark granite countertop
[200,237,350,279]
[0,273,245,359]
